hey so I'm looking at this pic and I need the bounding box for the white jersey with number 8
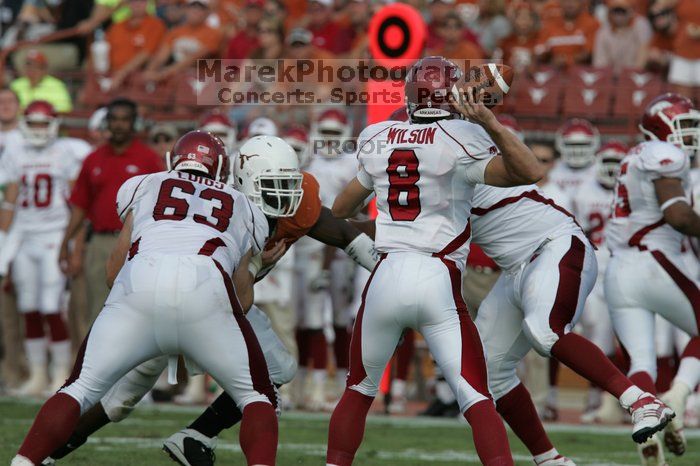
[355,119,496,269]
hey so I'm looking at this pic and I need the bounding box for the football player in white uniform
[11,131,278,466]
[572,140,627,422]
[42,135,378,466]
[328,56,544,466]
[0,101,91,396]
[296,107,358,409]
[472,161,675,465]
[549,118,600,196]
[606,93,700,460]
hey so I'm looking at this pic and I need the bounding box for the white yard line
[88,436,639,466]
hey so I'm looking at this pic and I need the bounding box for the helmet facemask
[252,171,304,217]
[667,112,700,157]
[596,156,622,189]
[19,116,59,147]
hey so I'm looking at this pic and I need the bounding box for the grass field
[1,397,699,465]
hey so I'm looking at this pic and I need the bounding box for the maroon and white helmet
[496,114,523,141]
[199,109,237,150]
[282,124,310,166]
[404,56,462,123]
[595,140,628,189]
[555,118,600,168]
[167,130,230,183]
[640,92,700,155]
[19,100,60,147]
[311,107,351,157]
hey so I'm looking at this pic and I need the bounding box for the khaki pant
[85,234,118,324]
[462,266,500,320]
[258,301,297,360]
[0,281,26,387]
[67,273,90,354]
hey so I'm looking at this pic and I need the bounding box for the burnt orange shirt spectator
[537,11,599,66]
[165,23,222,62]
[107,15,166,72]
[673,0,700,59]
[650,31,674,53]
[499,33,539,68]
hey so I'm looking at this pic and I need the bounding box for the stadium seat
[617,68,665,91]
[511,79,563,118]
[562,85,613,118]
[612,85,665,118]
[568,66,614,88]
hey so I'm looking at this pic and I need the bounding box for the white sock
[312,369,326,386]
[533,448,559,464]
[436,380,456,403]
[619,385,645,409]
[49,340,71,366]
[675,356,700,392]
[24,337,48,365]
[391,379,406,398]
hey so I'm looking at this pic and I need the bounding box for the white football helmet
[234,136,304,218]
[19,100,60,147]
[311,107,351,157]
[199,109,237,151]
[555,118,600,168]
[246,117,278,138]
[595,140,627,189]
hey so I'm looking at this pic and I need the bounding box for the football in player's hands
[451,63,514,109]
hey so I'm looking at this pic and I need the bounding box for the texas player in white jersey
[328,56,545,466]
[11,131,279,466]
[571,141,626,421]
[0,101,90,396]
[548,118,600,197]
[605,93,700,459]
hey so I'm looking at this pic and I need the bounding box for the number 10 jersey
[355,119,496,270]
[116,171,269,276]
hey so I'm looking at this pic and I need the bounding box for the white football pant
[12,231,65,313]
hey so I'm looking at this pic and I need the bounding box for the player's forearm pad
[345,233,378,271]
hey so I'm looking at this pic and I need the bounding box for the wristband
[659,196,688,212]
[344,233,378,271]
[248,252,263,278]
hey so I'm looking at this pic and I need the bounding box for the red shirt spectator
[307,0,353,55]
[70,138,163,232]
[225,0,264,59]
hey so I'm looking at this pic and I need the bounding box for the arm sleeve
[463,157,492,185]
[116,174,150,221]
[246,198,269,255]
[356,164,373,189]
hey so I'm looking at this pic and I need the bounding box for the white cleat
[629,395,675,444]
[10,455,34,466]
[174,375,208,405]
[387,395,407,415]
[660,382,689,456]
[162,428,216,466]
[535,454,576,465]
[637,434,668,466]
[305,382,333,412]
[591,392,626,425]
